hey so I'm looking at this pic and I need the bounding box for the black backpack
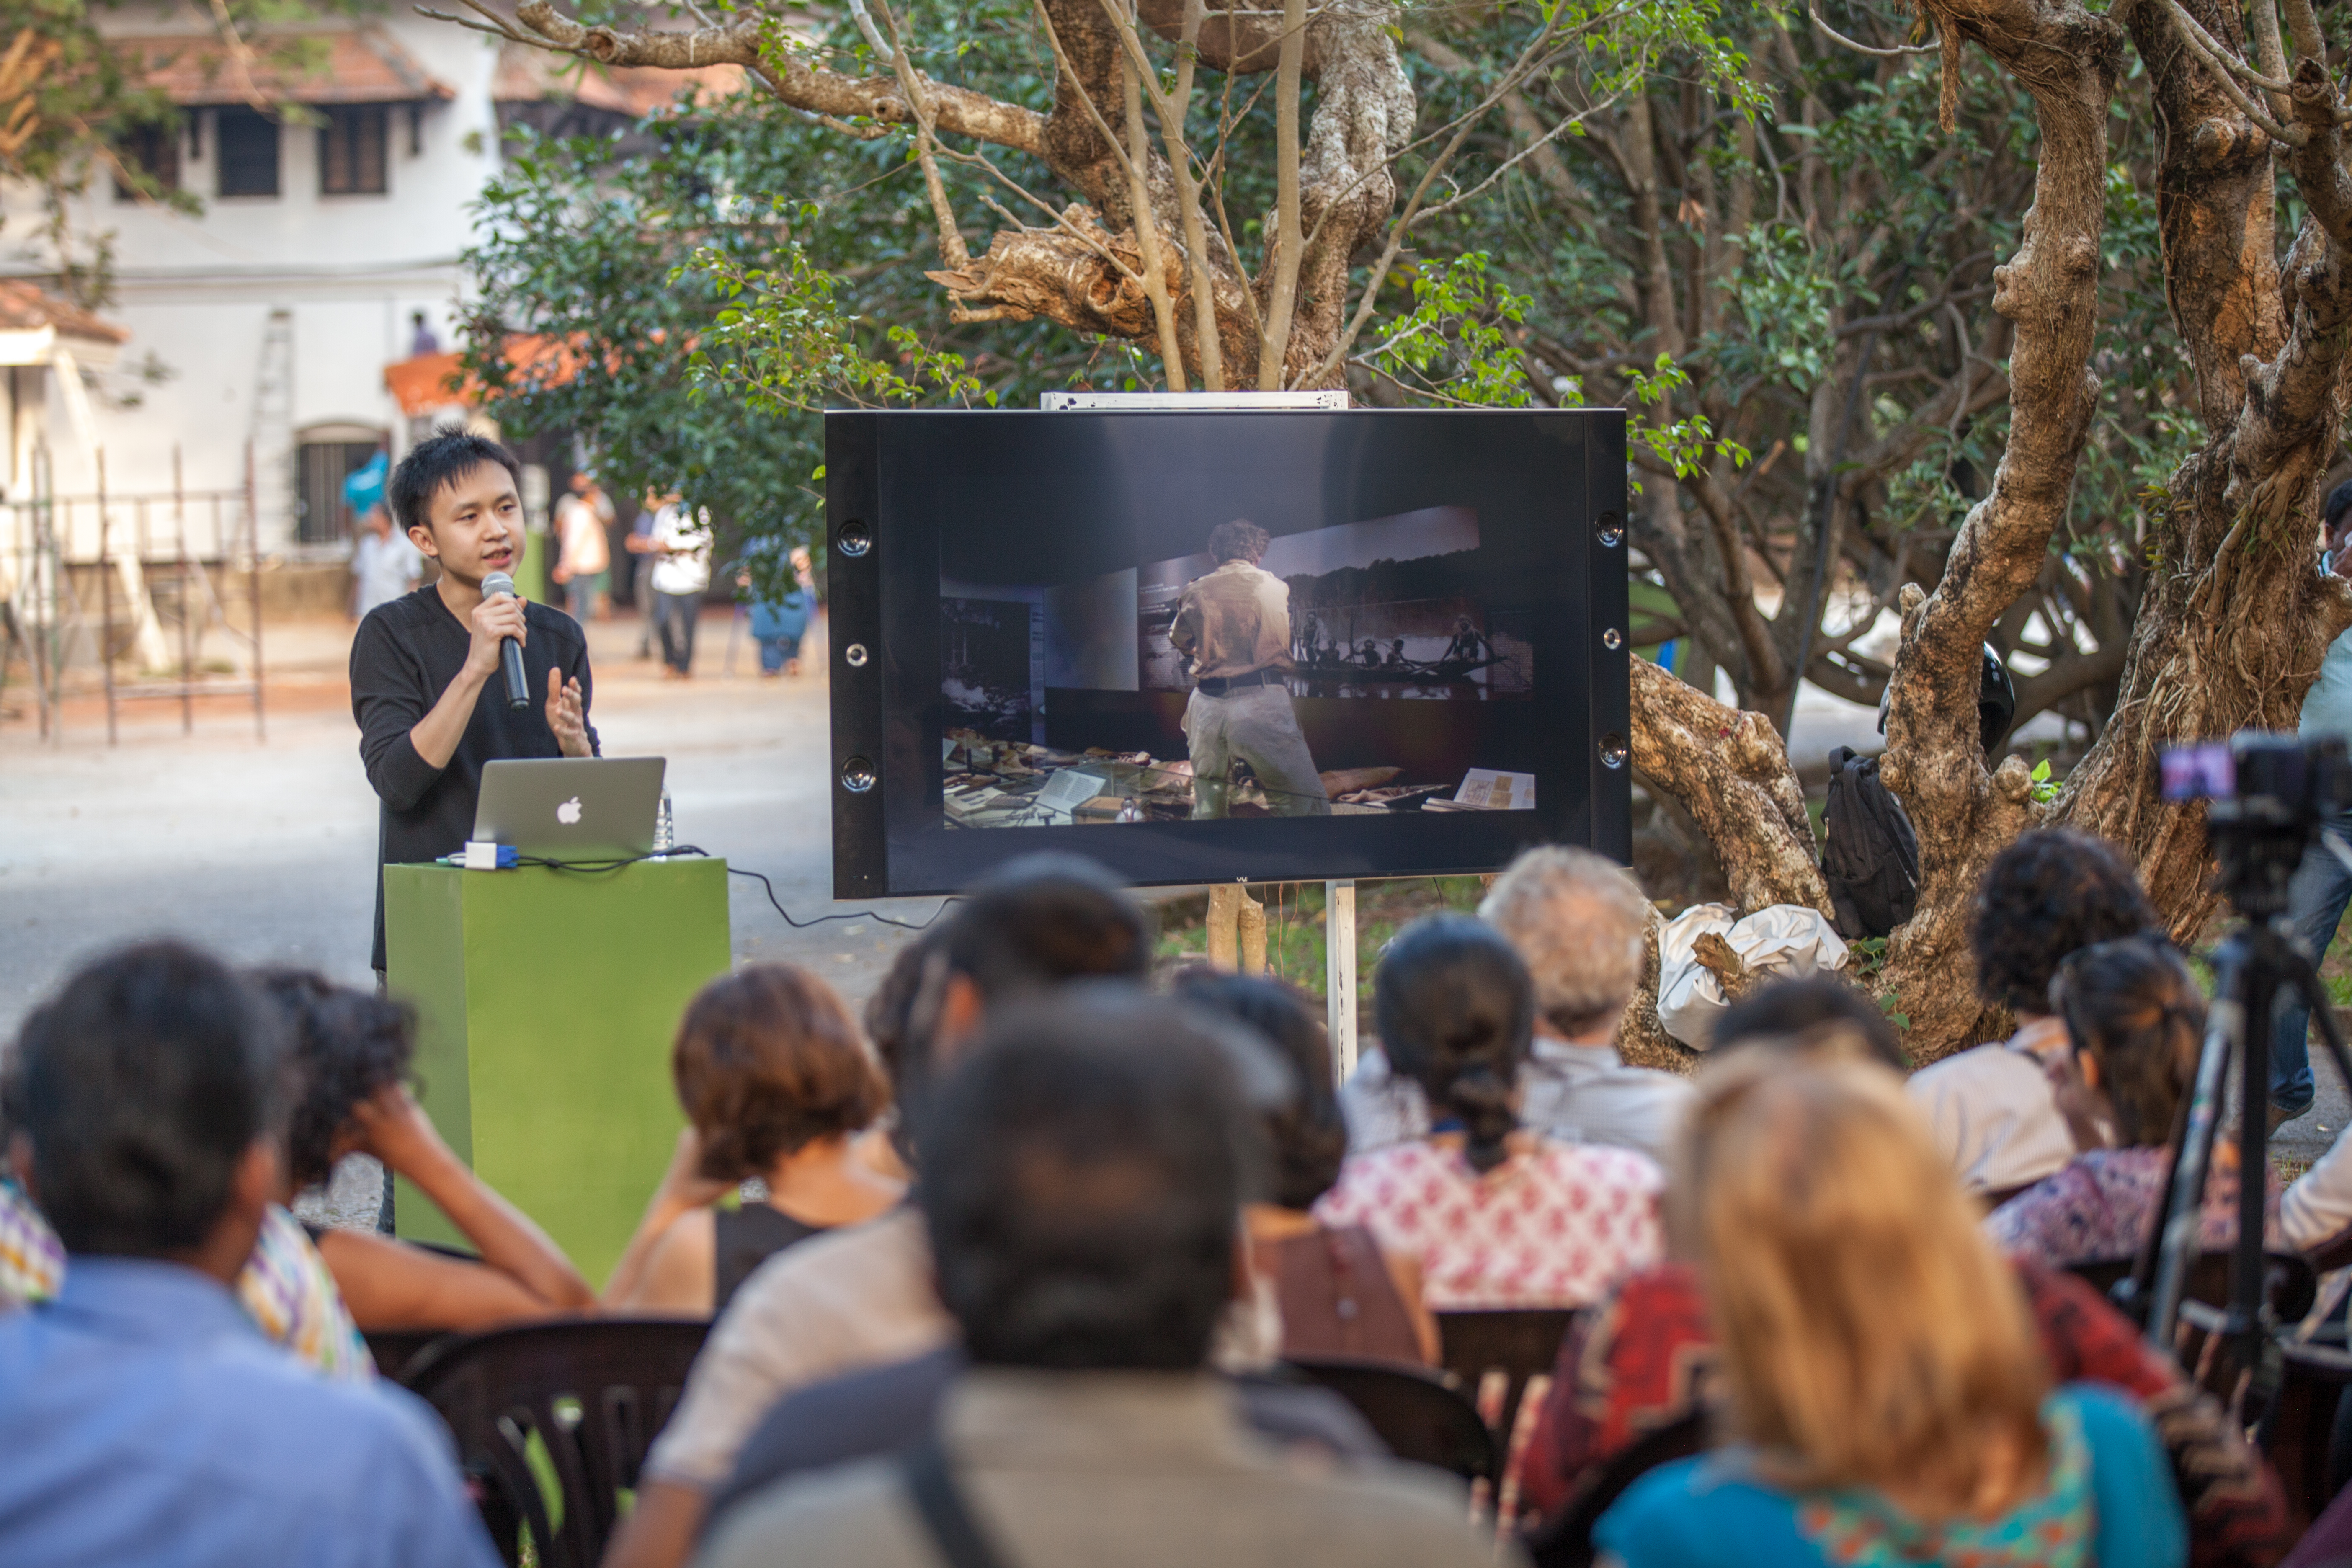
[1821,745,1919,939]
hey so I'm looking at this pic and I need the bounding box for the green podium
[383,859,732,1284]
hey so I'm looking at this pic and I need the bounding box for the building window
[319,105,388,196]
[296,431,388,546]
[113,120,181,199]
[217,108,280,198]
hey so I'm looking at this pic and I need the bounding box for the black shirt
[350,585,599,969]
[713,1204,829,1315]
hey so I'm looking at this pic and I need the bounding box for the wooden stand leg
[1326,879,1357,1087]
[1206,884,1242,970]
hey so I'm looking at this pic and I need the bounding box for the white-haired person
[1340,845,1692,1167]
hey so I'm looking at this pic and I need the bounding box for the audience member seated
[1595,1054,2186,1568]
[1522,978,2291,1567]
[606,964,903,1315]
[0,941,500,1566]
[698,993,1505,1568]
[701,986,1390,1543]
[0,1176,60,1309]
[1175,969,1438,1364]
[256,969,596,1333]
[1315,913,1663,1309]
[1988,936,2277,1269]
[1907,828,2160,1199]
[1342,847,1693,1167]
[608,854,1153,1568]
[3,986,380,1382]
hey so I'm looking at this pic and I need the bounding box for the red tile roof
[0,281,131,346]
[119,28,456,106]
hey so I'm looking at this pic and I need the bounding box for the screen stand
[1326,880,1357,1089]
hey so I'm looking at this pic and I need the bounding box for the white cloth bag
[1656,903,1851,1052]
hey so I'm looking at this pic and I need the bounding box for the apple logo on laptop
[557,796,583,826]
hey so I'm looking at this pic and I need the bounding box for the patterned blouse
[1313,1137,1664,1310]
[0,1181,371,1382]
[1985,1146,2280,1269]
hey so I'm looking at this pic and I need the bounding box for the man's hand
[547,668,591,756]
[467,592,528,680]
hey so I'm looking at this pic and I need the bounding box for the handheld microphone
[481,571,531,711]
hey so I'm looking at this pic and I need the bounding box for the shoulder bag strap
[900,1431,1018,1568]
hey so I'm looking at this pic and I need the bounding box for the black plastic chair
[398,1315,712,1568]
[2259,1340,2352,1528]
[2066,1250,2318,1324]
[1522,1411,1707,1568]
[1282,1356,1499,1484]
[1435,1309,1580,1453]
[362,1329,446,1382]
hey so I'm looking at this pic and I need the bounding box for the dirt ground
[0,603,932,1044]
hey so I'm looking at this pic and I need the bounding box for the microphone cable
[502,846,959,932]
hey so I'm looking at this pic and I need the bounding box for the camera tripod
[2122,828,2352,1366]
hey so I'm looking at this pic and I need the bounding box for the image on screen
[941,503,1538,830]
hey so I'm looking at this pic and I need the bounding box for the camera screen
[2160,741,2234,802]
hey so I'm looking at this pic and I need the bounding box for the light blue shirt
[0,1256,500,1568]
[2302,627,2352,742]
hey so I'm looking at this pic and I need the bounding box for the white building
[1,6,727,562]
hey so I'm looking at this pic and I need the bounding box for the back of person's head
[864,926,948,1094]
[1971,828,2158,1015]
[1712,975,1910,1071]
[7,942,286,1256]
[1375,913,1535,1175]
[1207,519,1269,563]
[388,430,521,534]
[251,968,415,1193]
[1479,845,1651,1038]
[919,992,1251,1371]
[2049,936,2200,1148]
[939,854,1152,1004]
[1172,970,1344,1211]
[2327,477,2352,533]
[672,963,886,1183]
[1677,1053,2048,1508]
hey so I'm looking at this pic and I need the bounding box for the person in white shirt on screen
[1169,519,1328,819]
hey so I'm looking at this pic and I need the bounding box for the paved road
[0,609,930,1042]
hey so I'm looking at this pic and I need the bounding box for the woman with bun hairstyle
[605,963,905,1315]
[1313,913,1663,1309]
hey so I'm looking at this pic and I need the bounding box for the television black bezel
[826,407,1631,898]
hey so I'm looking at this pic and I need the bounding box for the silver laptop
[473,757,665,859]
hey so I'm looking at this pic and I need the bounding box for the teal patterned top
[1594,1385,2185,1568]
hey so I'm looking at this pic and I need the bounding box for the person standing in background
[2267,477,2352,1130]
[741,543,817,678]
[551,473,613,625]
[631,490,713,680]
[351,505,423,621]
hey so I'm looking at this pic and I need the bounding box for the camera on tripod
[2161,732,2352,916]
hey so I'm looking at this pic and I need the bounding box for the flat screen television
[825,408,1630,897]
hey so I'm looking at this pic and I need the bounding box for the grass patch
[1153,877,1491,997]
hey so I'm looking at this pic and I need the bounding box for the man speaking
[350,433,598,979]
[1170,519,1328,819]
